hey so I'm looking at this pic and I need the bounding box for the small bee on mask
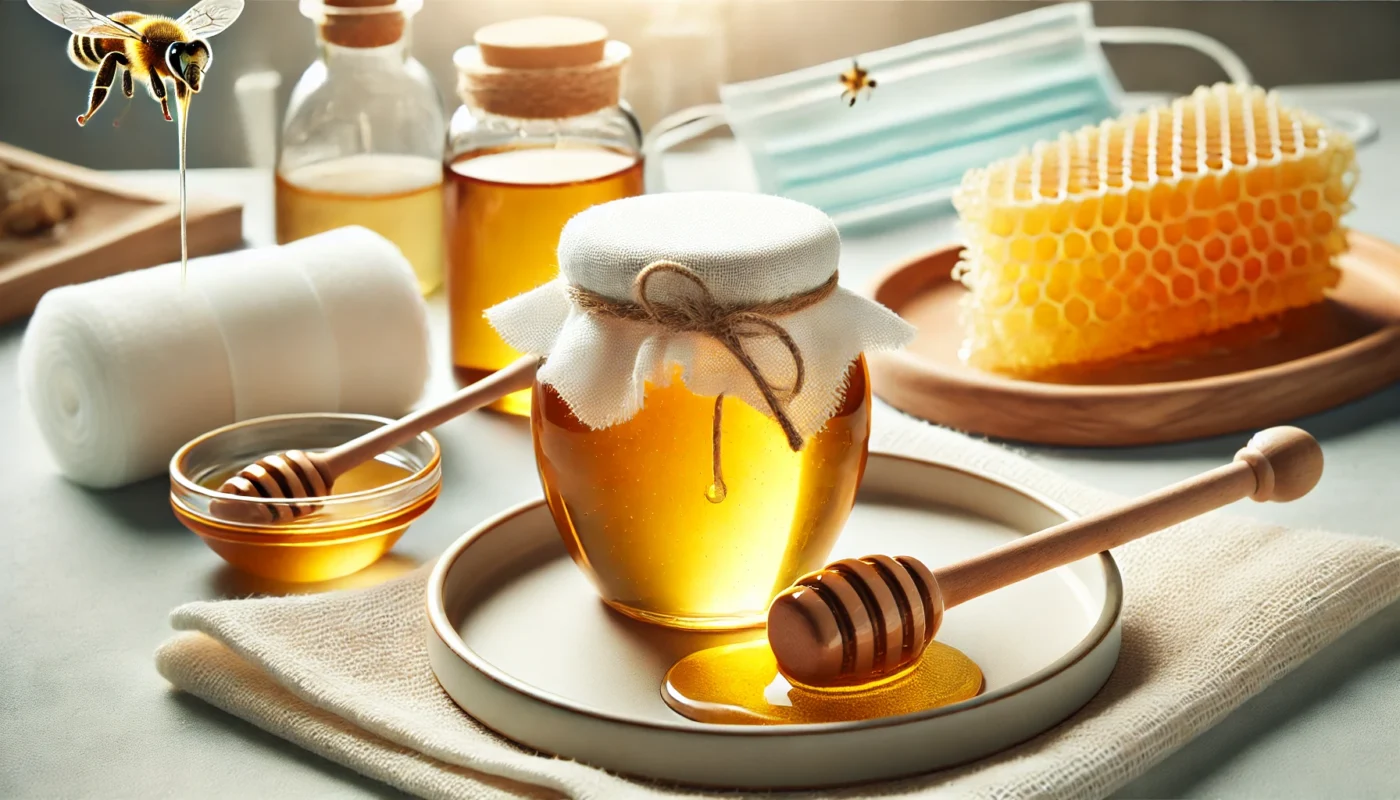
[839,61,877,107]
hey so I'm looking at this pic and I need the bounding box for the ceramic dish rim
[426,449,1123,737]
[169,411,443,514]
[869,230,1400,398]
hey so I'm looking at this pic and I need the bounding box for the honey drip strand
[569,262,837,501]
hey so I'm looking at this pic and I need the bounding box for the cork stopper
[475,17,608,69]
[455,16,628,120]
[314,0,409,49]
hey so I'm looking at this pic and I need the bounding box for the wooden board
[867,231,1400,446]
[0,141,243,323]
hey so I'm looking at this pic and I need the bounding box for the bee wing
[176,0,245,38]
[26,0,143,39]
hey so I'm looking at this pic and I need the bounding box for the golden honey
[446,146,644,415]
[532,359,871,630]
[663,640,983,725]
[276,154,446,295]
[174,457,436,583]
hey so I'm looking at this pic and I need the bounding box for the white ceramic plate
[426,452,1123,789]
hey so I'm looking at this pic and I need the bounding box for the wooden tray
[868,231,1400,446]
[0,141,243,324]
[427,452,1121,789]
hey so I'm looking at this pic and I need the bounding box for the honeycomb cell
[1204,238,1227,262]
[1095,293,1123,321]
[953,83,1357,373]
[1220,262,1239,287]
[1243,257,1264,283]
[1065,298,1091,326]
[1179,243,1200,268]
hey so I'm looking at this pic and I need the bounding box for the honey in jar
[447,18,643,415]
[447,147,643,415]
[275,0,446,296]
[487,191,915,629]
[277,155,445,295]
[534,360,870,629]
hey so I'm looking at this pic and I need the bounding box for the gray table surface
[3,82,1398,799]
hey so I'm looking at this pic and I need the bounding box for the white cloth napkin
[19,226,431,488]
[156,408,1400,799]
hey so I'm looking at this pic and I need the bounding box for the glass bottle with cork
[446,17,644,416]
[276,0,446,295]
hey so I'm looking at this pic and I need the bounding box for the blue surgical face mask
[649,3,1262,229]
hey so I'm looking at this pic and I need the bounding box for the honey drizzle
[663,640,983,725]
[175,87,191,285]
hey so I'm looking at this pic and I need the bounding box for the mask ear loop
[1092,27,1378,148]
[643,103,729,192]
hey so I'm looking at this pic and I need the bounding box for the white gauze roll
[281,226,432,417]
[19,227,431,489]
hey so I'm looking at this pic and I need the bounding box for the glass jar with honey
[446,17,644,416]
[487,192,916,630]
[276,0,445,295]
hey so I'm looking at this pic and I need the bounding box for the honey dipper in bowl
[210,356,539,524]
[767,426,1322,689]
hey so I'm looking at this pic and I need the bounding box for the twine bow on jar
[570,261,839,503]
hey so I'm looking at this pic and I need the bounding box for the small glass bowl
[170,413,442,582]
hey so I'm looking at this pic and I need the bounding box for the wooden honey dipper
[209,356,540,524]
[767,426,1323,688]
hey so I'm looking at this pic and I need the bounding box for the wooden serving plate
[0,141,243,324]
[868,231,1400,446]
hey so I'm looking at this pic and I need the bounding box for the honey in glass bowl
[170,413,442,582]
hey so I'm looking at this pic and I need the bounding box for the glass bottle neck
[317,31,412,64]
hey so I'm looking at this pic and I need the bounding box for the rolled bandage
[19,226,431,489]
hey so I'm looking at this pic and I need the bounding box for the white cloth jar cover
[19,226,431,489]
[487,191,914,441]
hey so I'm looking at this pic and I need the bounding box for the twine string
[569,261,839,502]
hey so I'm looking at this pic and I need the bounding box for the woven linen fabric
[485,192,915,439]
[156,406,1400,800]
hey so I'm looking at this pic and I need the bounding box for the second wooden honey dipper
[209,356,540,523]
[767,426,1324,688]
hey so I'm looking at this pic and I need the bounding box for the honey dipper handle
[319,356,541,477]
[931,427,1323,609]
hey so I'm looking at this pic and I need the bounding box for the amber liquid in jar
[446,145,643,416]
[532,359,871,630]
[276,154,446,295]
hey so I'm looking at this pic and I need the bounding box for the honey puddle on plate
[663,640,983,725]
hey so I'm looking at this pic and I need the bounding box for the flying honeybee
[839,60,877,107]
[27,0,244,126]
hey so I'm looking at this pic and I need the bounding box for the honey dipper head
[208,449,333,524]
[767,555,943,688]
[1235,426,1324,503]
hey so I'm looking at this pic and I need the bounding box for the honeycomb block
[953,84,1358,374]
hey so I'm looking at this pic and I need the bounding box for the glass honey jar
[488,191,916,630]
[446,17,644,416]
[276,0,446,296]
